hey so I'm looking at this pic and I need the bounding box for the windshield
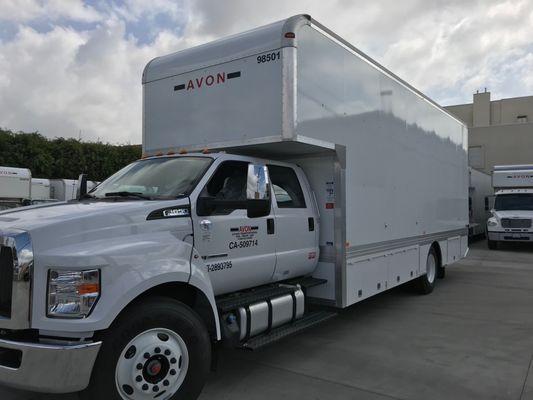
[494,194,533,211]
[90,156,212,199]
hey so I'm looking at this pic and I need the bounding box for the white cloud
[0,0,102,23]
[0,0,532,143]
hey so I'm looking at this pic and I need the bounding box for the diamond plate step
[241,311,337,351]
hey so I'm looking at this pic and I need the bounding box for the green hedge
[0,129,141,181]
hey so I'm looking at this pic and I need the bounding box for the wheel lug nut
[164,349,171,356]
[153,385,159,392]
[144,352,150,359]
[155,347,161,353]
[136,363,143,370]
[142,384,149,391]
[170,369,176,376]
[136,375,142,382]
[170,357,176,364]
[163,380,169,386]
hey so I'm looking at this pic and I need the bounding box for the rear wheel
[417,247,438,294]
[80,297,211,400]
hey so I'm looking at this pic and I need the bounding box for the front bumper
[488,231,533,242]
[0,338,101,393]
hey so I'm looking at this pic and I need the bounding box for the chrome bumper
[0,338,101,393]
[488,231,533,242]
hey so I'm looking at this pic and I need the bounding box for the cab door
[268,164,319,281]
[192,160,276,295]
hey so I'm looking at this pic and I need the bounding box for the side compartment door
[268,164,319,281]
[193,160,277,295]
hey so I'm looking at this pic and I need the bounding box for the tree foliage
[0,129,141,181]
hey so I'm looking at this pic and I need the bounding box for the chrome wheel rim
[426,252,436,284]
[115,328,189,400]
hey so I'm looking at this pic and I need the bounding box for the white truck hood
[0,199,192,253]
[492,210,533,220]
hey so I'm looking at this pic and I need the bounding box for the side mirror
[77,174,88,199]
[246,164,270,218]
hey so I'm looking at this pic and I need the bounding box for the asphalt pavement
[2,240,533,400]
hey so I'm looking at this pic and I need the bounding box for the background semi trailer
[468,168,493,239]
[487,165,533,249]
[0,15,468,400]
[0,166,31,210]
[50,178,78,201]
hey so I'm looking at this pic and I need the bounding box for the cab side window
[268,165,306,208]
[197,161,248,216]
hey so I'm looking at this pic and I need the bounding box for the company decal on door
[229,226,259,249]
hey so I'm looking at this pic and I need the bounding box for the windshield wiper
[104,191,152,200]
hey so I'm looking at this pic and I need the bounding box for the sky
[0,0,532,144]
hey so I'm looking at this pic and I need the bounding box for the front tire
[417,247,438,294]
[81,297,211,400]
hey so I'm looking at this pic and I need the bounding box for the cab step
[216,285,297,313]
[240,310,336,351]
[286,276,327,290]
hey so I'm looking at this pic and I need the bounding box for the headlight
[487,218,498,227]
[47,269,100,318]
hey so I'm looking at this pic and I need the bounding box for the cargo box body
[492,165,533,189]
[143,15,469,307]
[0,166,31,207]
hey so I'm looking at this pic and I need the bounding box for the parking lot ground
[2,240,533,400]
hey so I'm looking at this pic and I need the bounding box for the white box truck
[30,178,51,201]
[0,166,31,210]
[468,168,493,238]
[487,165,533,249]
[50,178,78,201]
[0,15,468,400]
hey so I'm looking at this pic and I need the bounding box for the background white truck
[0,166,31,210]
[487,165,533,249]
[0,15,468,400]
[468,167,493,239]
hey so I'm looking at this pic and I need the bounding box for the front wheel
[81,297,211,400]
[416,247,438,294]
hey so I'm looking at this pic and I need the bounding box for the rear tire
[487,239,498,250]
[417,247,438,294]
[80,297,211,400]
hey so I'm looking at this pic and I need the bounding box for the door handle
[267,218,275,235]
[308,217,315,232]
[200,219,212,231]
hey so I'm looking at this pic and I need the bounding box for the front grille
[501,218,532,229]
[0,246,14,318]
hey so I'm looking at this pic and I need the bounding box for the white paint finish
[143,51,284,155]
[492,165,533,189]
[50,179,77,201]
[0,197,220,338]
[0,166,31,200]
[469,168,493,236]
[296,25,469,250]
[31,178,51,200]
[447,237,461,264]
[270,165,318,282]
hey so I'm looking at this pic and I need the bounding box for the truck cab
[487,165,533,249]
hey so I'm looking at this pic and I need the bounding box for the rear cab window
[267,165,306,208]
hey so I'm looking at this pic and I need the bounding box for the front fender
[31,231,220,339]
